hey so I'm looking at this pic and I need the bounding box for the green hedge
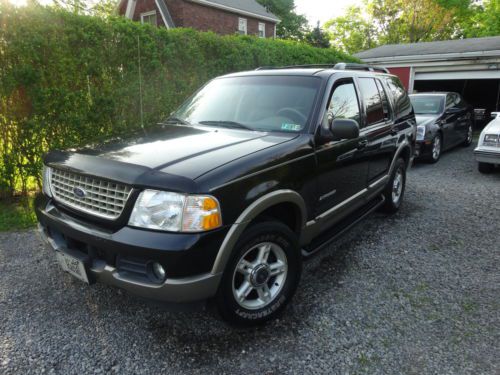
[0,4,357,198]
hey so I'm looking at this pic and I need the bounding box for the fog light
[152,262,166,282]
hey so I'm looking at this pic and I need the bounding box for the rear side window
[358,78,384,126]
[375,79,391,121]
[384,76,412,120]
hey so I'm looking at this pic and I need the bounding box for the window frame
[238,17,248,35]
[258,22,266,38]
[140,10,157,26]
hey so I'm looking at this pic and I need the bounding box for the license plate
[55,251,89,284]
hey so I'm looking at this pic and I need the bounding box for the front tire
[380,158,406,214]
[478,162,494,174]
[428,133,442,163]
[462,123,473,147]
[215,221,301,326]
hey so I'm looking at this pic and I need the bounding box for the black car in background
[409,92,474,163]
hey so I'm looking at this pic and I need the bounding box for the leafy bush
[0,4,357,198]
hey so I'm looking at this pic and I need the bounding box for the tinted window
[375,79,391,120]
[328,81,360,124]
[172,76,321,133]
[384,76,412,119]
[359,78,384,126]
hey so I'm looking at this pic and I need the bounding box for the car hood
[483,118,500,135]
[44,125,298,191]
[415,114,439,127]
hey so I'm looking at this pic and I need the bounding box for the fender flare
[210,189,307,275]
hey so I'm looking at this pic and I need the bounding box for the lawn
[0,196,37,232]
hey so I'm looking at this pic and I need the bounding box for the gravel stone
[1,144,499,374]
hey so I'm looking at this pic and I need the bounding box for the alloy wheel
[232,242,288,310]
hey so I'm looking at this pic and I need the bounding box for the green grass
[0,196,37,232]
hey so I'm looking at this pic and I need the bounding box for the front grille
[50,168,132,220]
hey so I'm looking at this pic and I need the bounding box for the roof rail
[255,64,337,70]
[333,63,390,74]
[255,63,390,74]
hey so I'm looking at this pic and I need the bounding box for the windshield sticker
[281,123,302,131]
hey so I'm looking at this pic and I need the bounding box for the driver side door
[314,78,369,222]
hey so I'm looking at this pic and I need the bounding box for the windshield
[170,76,321,133]
[410,95,444,115]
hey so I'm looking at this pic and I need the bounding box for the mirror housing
[491,112,500,119]
[330,119,360,141]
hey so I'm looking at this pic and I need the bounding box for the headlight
[416,125,426,141]
[42,166,52,197]
[417,125,425,141]
[129,190,222,232]
[483,134,499,146]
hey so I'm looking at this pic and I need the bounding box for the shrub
[0,4,357,197]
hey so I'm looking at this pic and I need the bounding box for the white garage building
[356,36,500,121]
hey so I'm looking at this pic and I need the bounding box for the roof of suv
[223,68,395,80]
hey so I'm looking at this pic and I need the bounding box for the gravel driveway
[1,144,499,375]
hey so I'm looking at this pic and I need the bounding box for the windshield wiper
[198,120,254,131]
[164,117,190,125]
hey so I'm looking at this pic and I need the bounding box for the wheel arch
[211,190,306,275]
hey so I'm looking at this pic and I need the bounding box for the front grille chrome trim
[50,168,133,220]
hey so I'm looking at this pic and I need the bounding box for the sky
[294,0,363,26]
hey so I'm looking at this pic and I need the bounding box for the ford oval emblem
[73,187,87,199]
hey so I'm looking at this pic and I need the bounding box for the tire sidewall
[216,222,301,325]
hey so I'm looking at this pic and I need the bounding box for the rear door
[356,76,398,185]
[443,93,461,147]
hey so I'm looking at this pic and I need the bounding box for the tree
[459,0,500,38]
[324,6,377,54]
[325,0,476,54]
[305,21,331,48]
[256,0,308,40]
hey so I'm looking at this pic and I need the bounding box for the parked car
[409,92,474,163]
[474,112,500,173]
[36,63,416,325]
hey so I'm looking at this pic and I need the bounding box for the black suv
[36,63,416,325]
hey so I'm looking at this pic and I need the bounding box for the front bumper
[474,148,500,165]
[414,140,433,159]
[36,195,227,303]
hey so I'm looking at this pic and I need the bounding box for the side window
[446,94,455,108]
[358,78,384,126]
[384,76,412,120]
[375,79,391,121]
[327,81,361,125]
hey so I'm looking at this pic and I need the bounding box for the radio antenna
[137,35,145,131]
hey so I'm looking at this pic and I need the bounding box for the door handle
[357,139,368,149]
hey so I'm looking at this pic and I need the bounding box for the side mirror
[491,112,500,119]
[330,119,360,140]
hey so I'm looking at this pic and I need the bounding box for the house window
[141,10,157,26]
[238,18,247,35]
[258,22,266,38]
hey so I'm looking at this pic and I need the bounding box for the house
[118,0,280,38]
[355,36,500,116]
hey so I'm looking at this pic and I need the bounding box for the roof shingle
[356,36,500,60]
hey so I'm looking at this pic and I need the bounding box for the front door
[314,79,369,217]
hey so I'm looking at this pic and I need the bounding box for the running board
[301,194,385,259]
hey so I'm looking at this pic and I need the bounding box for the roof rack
[255,64,337,70]
[333,63,390,74]
[255,63,390,74]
